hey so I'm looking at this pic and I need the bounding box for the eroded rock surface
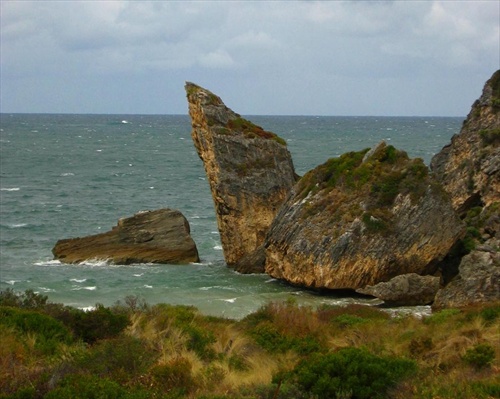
[53,209,199,265]
[356,273,441,306]
[185,82,297,272]
[433,242,500,309]
[264,142,464,290]
[431,70,500,215]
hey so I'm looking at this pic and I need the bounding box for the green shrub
[150,357,194,395]
[289,347,417,399]
[75,336,157,383]
[44,374,151,399]
[0,289,48,310]
[463,343,496,369]
[52,304,129,344]
[0,306,72,355]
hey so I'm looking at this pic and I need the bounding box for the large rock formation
[430,70,500,309]
[185,82,297,272]
[356,273,441,306]
[264,142,464,290]
[431,70,500,215]
[53,209,199,265]
[432,242,500,309]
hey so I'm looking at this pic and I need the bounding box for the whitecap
[4,280,18,285]
[264,278,277,283]
[213,245,223,250]
[60,172,75,177]
[143,285,153,289]
[149,186,155,189]
[96,149,102,152]
[71,286,96,291]
[1,187,20,191]
[78,258,110,267]
[34,259,62,266]
[133,273,144,277]
[37,287,55,293]
[70,278,87,283]
[121,120,129,124]
[222,298,237,303]
[8,223,28,228]
[78,306,96,312]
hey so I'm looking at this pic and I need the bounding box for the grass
[1,289,499,399]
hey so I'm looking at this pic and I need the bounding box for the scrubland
[0,289,498,399]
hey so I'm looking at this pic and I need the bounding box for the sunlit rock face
[53,209,199,265]
[185,82,297,272]
[264,142,464,290]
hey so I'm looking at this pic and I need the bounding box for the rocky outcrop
[356,273,440,306]
[185,82,297,272]
[264,142,464,290]
[432,241,500,309]
[431,70,500,215]
[52,209,199,265]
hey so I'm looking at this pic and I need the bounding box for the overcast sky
[1,1,499,116]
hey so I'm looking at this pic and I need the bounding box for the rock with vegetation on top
[430,69,500,215]
[52,209,199,265]
[432,242,500,309]
[356,273,441,306]
[185,82,297,272]
[264,142,464,290]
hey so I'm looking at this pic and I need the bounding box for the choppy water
[0,114,462,318]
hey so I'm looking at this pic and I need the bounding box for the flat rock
[185,82,297,272]
[52,209,199,265]
[356,273,440,306]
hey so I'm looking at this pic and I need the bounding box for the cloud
[1,0,498,115]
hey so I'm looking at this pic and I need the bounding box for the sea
[0,114,463,319]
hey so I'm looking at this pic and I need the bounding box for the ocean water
[0,113,463,318]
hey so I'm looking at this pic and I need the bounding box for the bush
[463,343,496,369]
[289,347,417,399]
[0,306,72,355]
[150,357,194,395]
[52,304,129,344]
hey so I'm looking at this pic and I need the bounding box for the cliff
[185,82,297,272]
[264,142,464,290]
[431,70,500,215]
[52,209,199,265]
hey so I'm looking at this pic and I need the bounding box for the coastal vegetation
[1,289,499,399]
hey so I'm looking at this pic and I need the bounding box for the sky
[1,1,499,117]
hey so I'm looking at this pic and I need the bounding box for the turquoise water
[0,114,462,318]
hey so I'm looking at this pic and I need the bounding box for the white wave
[78,258,110,267]
[71,286,97,291]
[149,186,155,189]
[7,223,28,228]
[1,187,20,191]
[222,298,237,303]
[60,172,75,176]
[4,280,18,285]
[70,278,87,283]
[133,273,144,277]
[34,259,62,266]
[213,245,223,250]
[264,278,277,283]
[78,306,96,312]
[121,120,129,124]
[143,285,153,289]
[37,287,55,293]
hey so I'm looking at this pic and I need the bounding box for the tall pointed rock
[185,83,297,272]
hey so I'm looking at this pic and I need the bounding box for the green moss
[479,128,500,145]
[227,117,286,146]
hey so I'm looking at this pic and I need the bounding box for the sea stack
[185,82,297,272]
[52,209,199,265]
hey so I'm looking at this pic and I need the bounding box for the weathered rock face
[356,273,440,306]
[52,209,199,265]
[432,242,500,309]
[431,70,500,215]
[185,82,297,271]
[264,142,464,290]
